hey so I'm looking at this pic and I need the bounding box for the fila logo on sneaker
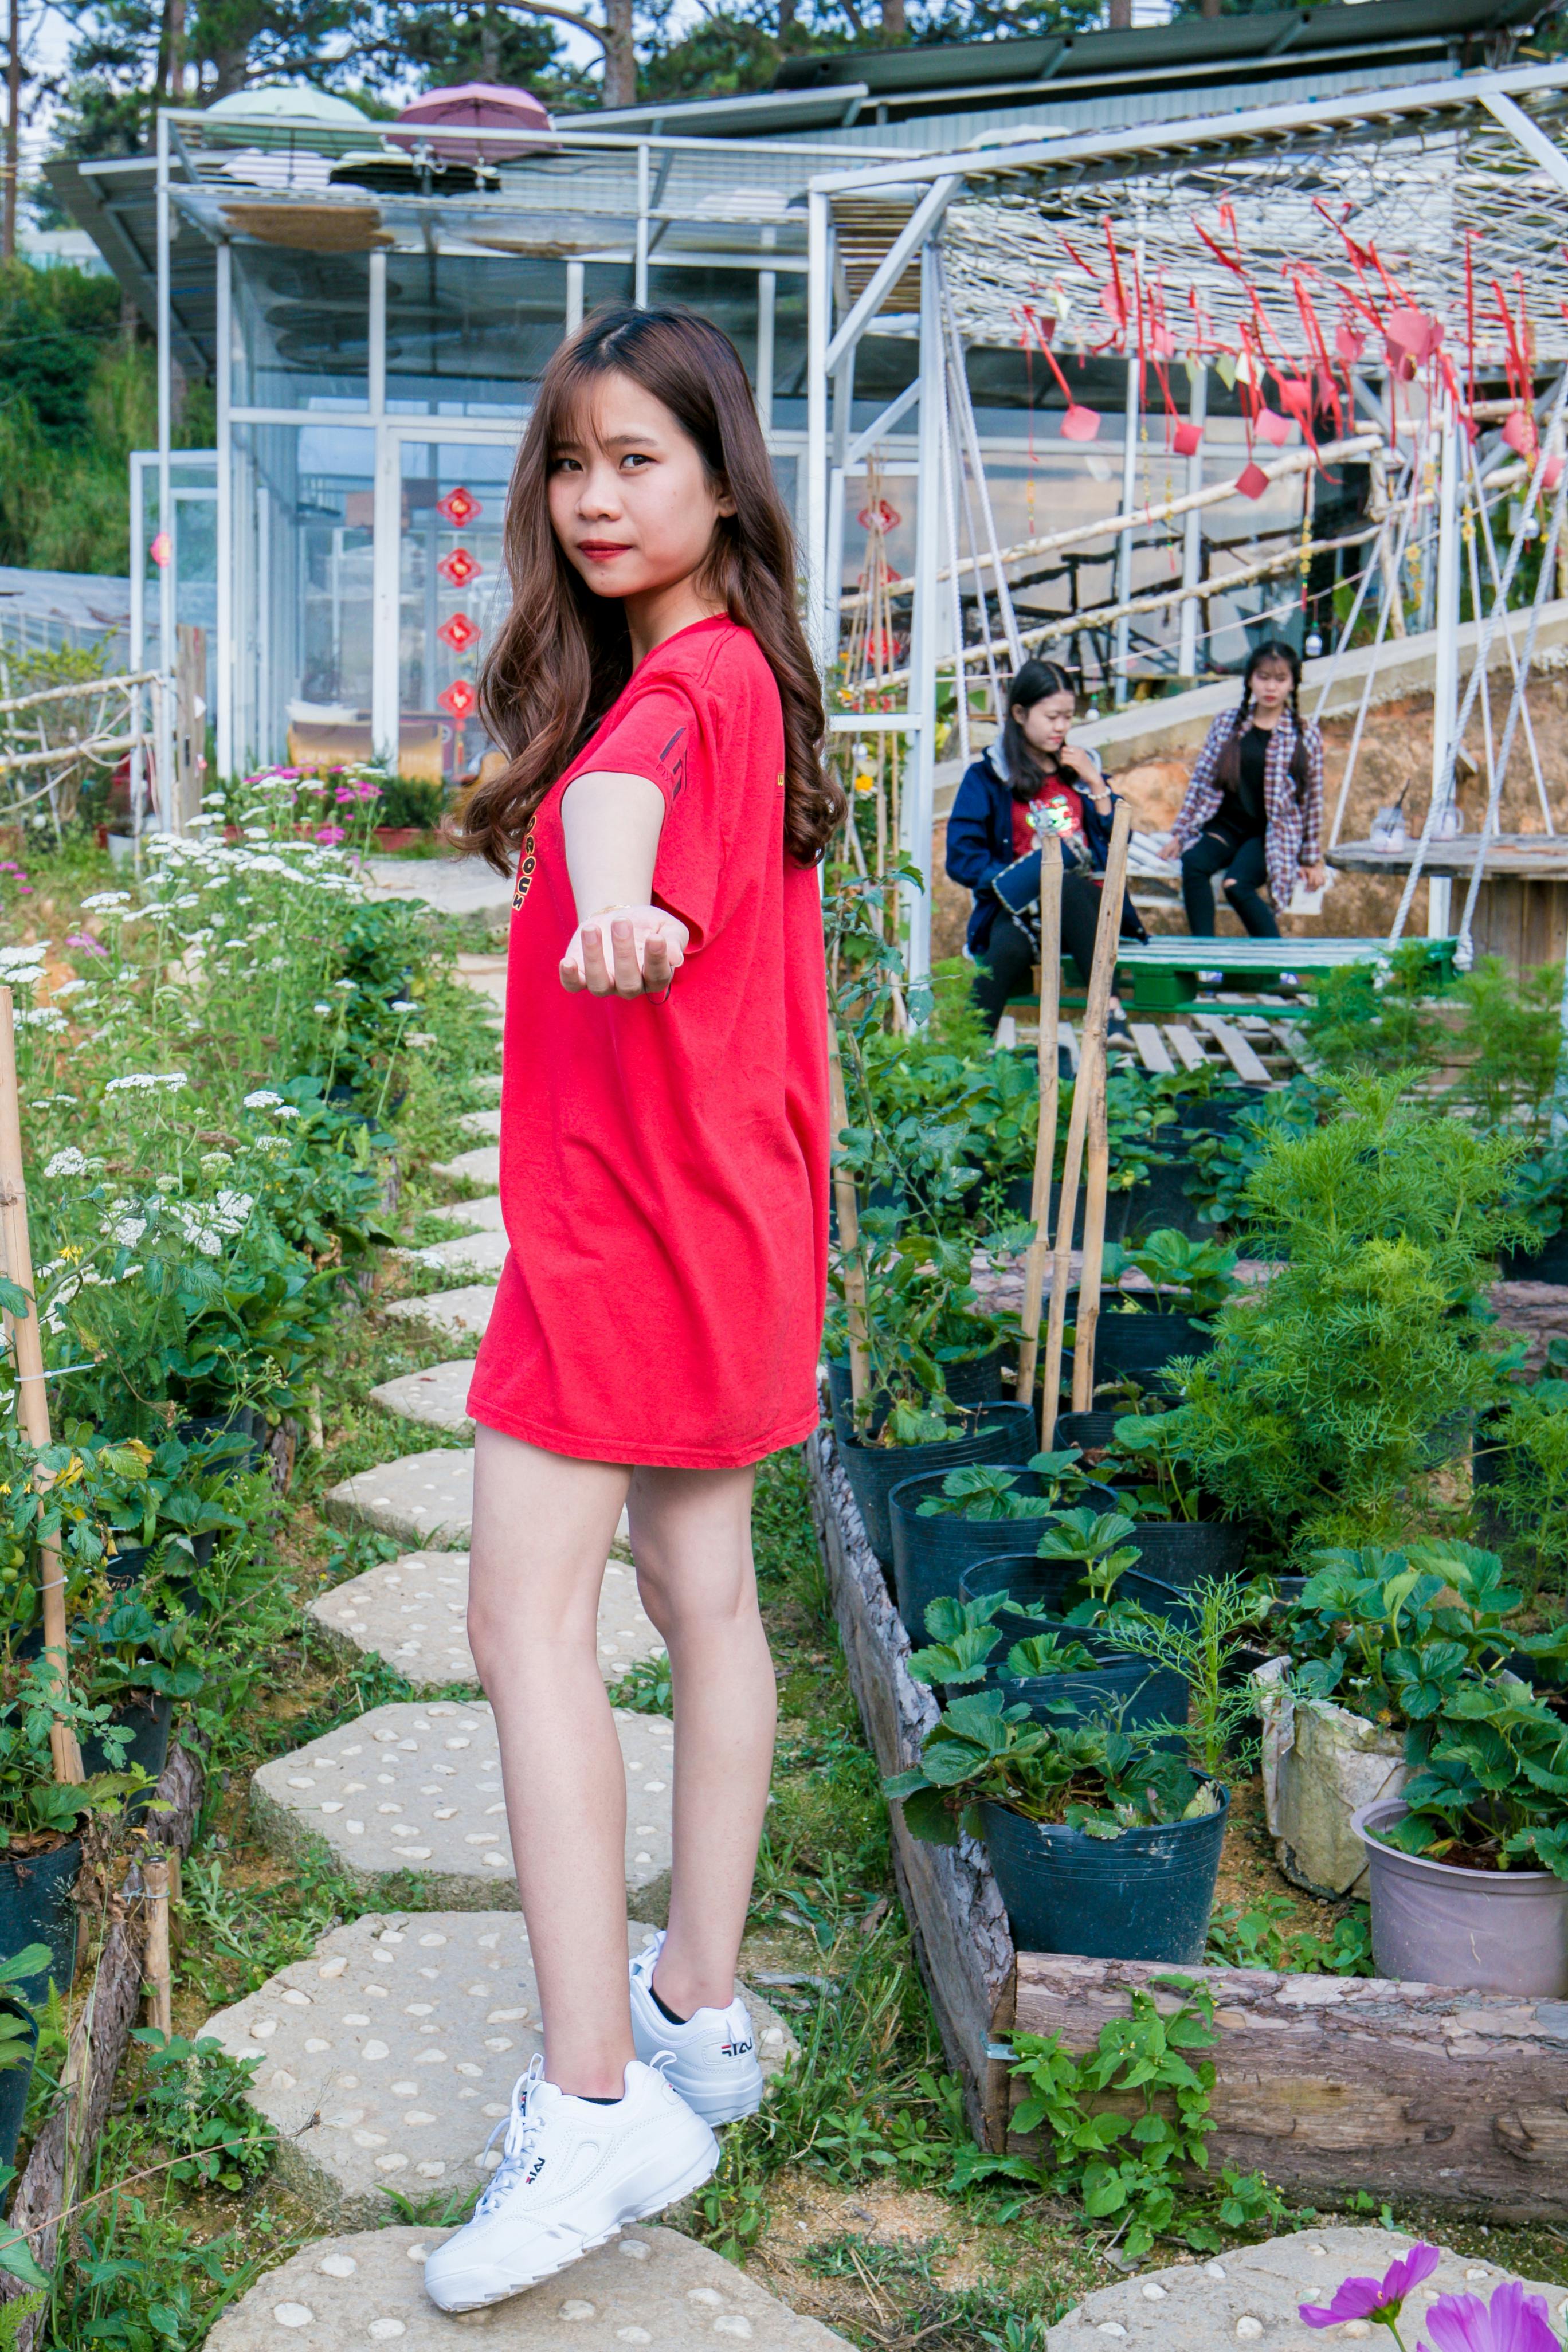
[524,2156,547,2185]
[721,2035,754,2059]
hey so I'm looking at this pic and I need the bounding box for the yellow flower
[854,773,876,796]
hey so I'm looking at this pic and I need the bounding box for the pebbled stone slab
[207,2222,848,2350]
[308,1550,656,1691]
[1045,2228,1568,2348]
[470,1073,502,1101]
[434,1145,501,1187]
[370,1363,479,1437]
[250,1699,675,1914]
[424,1195,504,1231]
[328,1449,475,1549]
[383,1287,497,1343]
[460,1107,503,1141]
[395,1228,510,1281]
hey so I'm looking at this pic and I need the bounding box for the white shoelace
[476,2053,547,2216]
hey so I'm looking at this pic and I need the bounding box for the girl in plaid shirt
[1162,640,1326,938]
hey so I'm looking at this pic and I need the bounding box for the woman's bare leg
[627,1463,775,2018]
[467,1424,634,2098]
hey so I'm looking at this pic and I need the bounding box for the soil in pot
[0,1839,81,2004]
[1354,1798,1568,1994]
[837,1405,1037,1571]
[889,1469,1122,1645]
[981,1785,1229,1963]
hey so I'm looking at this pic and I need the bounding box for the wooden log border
[806,1425,1568,2220]
[0,1742,206,2345]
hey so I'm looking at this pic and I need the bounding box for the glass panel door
[398,436,518,786]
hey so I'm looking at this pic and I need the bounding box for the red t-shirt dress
[466,614,830,1470]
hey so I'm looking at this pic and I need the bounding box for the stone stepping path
[1045,2227,1568,2348]
[309,1551,657,1692]
[370,1363,477,1436]
[328,1449,475,1549]
[207,2222,846,2350]
[460,1107,503,1141]
[424,1195,504,1232]
[395,1227,509,1280]
[200,1913,798,2228]
[250,1699,675,1914]
[434,1144,500,1187]
[383,1285,496,1342]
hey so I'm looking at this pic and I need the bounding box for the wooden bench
[1112,935,1459,1011]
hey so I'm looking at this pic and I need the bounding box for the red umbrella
[390,81,553,165]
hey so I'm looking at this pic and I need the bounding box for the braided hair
[1216,638,1309,790]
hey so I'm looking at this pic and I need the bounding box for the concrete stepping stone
[370,1362,478,1437]
[327,1449,475,1549]
[433,1144,500,1187]
[207,2222,847,2350]
[308,1551,656,1692]
[1045,2227,1568,2349]
[460,1107,503,1141]
[471,1073,502,1101]
[383,1285,497,1343]
[395,1227,510,1280]
[424,1194,504,1231]
[250,1699,675,1915]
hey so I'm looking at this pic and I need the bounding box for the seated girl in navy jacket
[946,657,1145,1033]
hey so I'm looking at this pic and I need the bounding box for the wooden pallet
[805,1424,1568,2220]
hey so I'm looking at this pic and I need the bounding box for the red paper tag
[1257,409,1292,447]
[1173,421,1204,457]
[1335,321,1365,364]
[1235,462,1270,500]
[1544,454,1564,493]
[1502,408,1538,457]
[1060,405,1101,442]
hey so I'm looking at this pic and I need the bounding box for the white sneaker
[628,1931,765,2127]
[422,2052,718,2313]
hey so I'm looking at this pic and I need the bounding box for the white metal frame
[803,59,1568,984]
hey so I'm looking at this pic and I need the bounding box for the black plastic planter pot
[0,1839,81,2005]
[826,1352,1011,1445]
[175,1406,266,1475]
[979,1785,1229,1963]
[1002,1178,1132,1251]
[1175,1098,1246,1137]
[1091,1307,1215,1392]
[1117,1564,1199,1628]
[1125,1519,1251,1589]
[954,1563,1191,1741]
[837,1405,1037,1571]
[1054,1410,1123,1457]
[1499,1229,1568,1284]
[992,1622,1188,1744]
[0,2009,34,2173]
[1120,1158,1208,1244]
[957,1553,1099,1642]
[83,1696,173,1808]
[889,1471,1122,1644]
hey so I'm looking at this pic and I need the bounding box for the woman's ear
[714,476,738,520]
[1010,704,1025,726]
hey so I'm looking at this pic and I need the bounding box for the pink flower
[66,931,107,957]
[1420,2279,1563,2352]
[314,825,347,846]
[1303,2245,1442,2331]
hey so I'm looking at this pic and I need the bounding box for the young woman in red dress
[423,308,843,2315]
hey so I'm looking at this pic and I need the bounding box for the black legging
[1180,827,1279,939]
[972,873,1141,1030]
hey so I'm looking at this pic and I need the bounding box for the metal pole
[129,452,146,835]
[634,142,650,309]
[805,188,832,672]
[371,425,401,771]
[566,260,584,336]
[155,107,174,831]
[214,238,233,783]
[903,243,944,987]
[1177,363,1206,681]
[757,235,777,441]
[1427,402,1460,938]
[1112,351,1139,706]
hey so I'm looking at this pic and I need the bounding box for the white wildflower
[111,1216,147,1248]
[105,1071,189,1095]
[243,1089,283,1110]
[213,1190,254,1232]
[1,966,46,989]
[17,1008,65,1029]
[52,979,87,998]
[252,1135,287,1154]
[273,1105,301,1120]
[81,892,131,912]
[313,1001,332,1016]
[390,999,415,1013]
[45,1148,87,1178]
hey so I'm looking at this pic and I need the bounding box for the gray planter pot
[1353,1798,1568,1996]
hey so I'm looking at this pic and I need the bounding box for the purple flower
[65,932,107,958]
[1420,2278,1563,2352]
[1303,2244,1442,2332]
[314,824,346,846]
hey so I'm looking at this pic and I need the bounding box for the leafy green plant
[904,1593,1095,1691]
[0,1656,144,1847]
[1101,1228,1237,1320]
[75,1593,205,1710]
[914,1452,1095,1522]
[1440,956,1563,1141]
[608,1653,673,1715]
[825,1223,1022,1445]
[1180,1077,1331,1231]
[1099,1574,1268,1775]
[884,1693,1217,1847]
[133,2030,277,2190]
[1475,1361,1568,1594]
[1205,1894,1373,1977]
[1037,1509,1143,1610]
[1380,1672,1568,1879]
[1284,1541,1554,1729]
[1295,942,1446,1077]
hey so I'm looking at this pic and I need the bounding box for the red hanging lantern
[437,679,476,718]
[438,546,482,588]
[437,611,481,653]
[436,487,481,527]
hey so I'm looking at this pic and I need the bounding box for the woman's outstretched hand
[560,904,690,996]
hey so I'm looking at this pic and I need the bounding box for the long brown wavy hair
[449,304,842,874]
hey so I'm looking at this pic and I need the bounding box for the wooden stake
[1015,854,1063,1422]
[1073,1026,1113,1414]
[1040,806,1132,1450]
[142,1858,173,2037]
[826,1022,870,1406]
[0,988,83,1783]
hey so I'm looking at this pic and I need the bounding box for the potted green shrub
[1471,1350,1568,1599]
[888,1462,1120,1640]
[907,1589,1188,1745]
[1353,1671,1568,1995]
[0,1657,145,2002]
[1085,1230,1237,1395]
[885,1699,1227,1964]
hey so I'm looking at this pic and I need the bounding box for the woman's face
[1014,689,1076,758]
[1248,657,1293,715]
[548,369,733,602]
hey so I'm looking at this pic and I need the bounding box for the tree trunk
[481,2,501,79]
[1107,0,1132,25]
[3,0,19,265]
[166,0,186,100]
[601,0,636,108]
[881,0,906,35]
[778,0,796,30]
[1201,0,1222,17]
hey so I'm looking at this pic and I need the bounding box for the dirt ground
[930,660,1568,959]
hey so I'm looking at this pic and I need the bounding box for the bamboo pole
[1040,806,1132,1451]
[826,1023,869,1406]
[1014,854,1063,1422]
[141,1858,173,2037]
[1073,1031,1112,1416]
[0,989,83,1783]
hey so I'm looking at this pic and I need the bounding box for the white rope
[935,327,971,772]
[1469,437,1556,837]
[1326,457,1422,849]
[938,248,1024,677]
[1386,370,1568,947]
